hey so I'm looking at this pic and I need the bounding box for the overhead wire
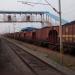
[18,0,60,15]
[44,0,59,14]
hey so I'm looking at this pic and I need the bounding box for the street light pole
[59,0,63,64]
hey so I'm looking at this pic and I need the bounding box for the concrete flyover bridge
[0,11,68,27]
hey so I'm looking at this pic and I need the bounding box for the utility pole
[59,0,63,64]
[8,25,10,33]
[13,22,15,39]
[45,0,63,64]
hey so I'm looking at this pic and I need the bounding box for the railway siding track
[4,39,64,75]
[2,39,75,75]
[0,39,36,75]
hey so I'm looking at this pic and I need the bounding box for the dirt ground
[17,40,75,71]
[0,39,34,75]
[0,39,22,75]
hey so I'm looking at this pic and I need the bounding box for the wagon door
[32,32,36,40]
[48,30,58,44]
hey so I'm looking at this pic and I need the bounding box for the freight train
[4,21,75,56]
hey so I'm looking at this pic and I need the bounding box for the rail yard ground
[0,36,75,75]
[0,37,36,75]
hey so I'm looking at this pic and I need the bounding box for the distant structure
[0,11,68,26]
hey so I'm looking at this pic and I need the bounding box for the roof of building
[63,20,75,26]
[21,27,38,32]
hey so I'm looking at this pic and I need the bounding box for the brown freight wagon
[35,26,59,44]
[62,22,75,43]
[23,31,33,43]
[19,32,26,41]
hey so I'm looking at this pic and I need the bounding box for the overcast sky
[0,0,75,33]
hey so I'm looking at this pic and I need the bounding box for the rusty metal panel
[25,31,33,39]
[35,27,51,41]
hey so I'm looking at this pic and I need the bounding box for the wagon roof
[63,20,75,26]
[41,26,59,29]
[21,27,39,32]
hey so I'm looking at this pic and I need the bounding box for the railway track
[4,39,65,75]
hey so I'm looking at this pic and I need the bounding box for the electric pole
[59,0,63,64]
